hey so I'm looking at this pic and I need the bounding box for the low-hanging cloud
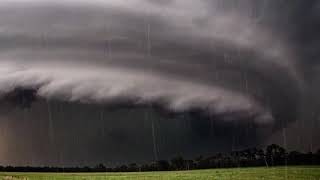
[0,61,274,124]
[0,0,302,126]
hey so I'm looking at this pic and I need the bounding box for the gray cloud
[0,0,317,166]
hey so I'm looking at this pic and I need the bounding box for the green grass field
[0,166,319,180]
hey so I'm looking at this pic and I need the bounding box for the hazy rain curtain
[0,0,319,166]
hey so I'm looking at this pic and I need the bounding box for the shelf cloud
[0,0,318,166]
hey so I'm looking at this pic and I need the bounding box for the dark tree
[266,144,286,166]
[171,156,185,170]
[155,160,170,171]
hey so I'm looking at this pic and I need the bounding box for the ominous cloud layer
[0,0,319,166]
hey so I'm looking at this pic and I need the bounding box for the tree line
[1,144,320,172]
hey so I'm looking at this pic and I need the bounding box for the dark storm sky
[0,0,319,166]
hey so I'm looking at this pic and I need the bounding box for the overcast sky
[0,0,319,166]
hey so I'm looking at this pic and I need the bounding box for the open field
[0,166,319,180]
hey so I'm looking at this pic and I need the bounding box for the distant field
[0,166,319,180]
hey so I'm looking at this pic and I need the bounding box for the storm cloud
[0,0,318,166]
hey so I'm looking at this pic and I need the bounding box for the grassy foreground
[0,166,319,180]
